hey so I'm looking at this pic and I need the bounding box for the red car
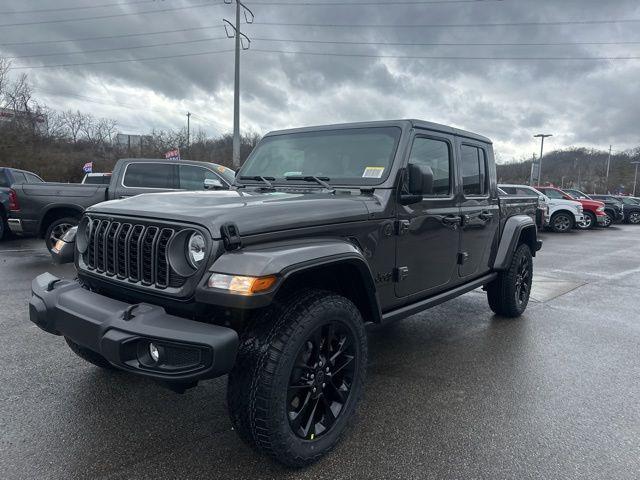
[537,187,607,229]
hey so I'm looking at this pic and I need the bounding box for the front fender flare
[195,238,381,320]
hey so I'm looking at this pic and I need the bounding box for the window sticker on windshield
[362,167,385,178]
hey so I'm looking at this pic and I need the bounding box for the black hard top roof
[264,119,492,144]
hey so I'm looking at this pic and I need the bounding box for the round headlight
[186,232,206,268]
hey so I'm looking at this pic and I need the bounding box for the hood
[86,189,374,238]
[577,199,605,209]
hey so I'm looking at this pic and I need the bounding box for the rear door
[115,162,178,198]
[457,142,500,278]
[395,131,460,297]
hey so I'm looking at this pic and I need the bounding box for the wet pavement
[1,226,639,479]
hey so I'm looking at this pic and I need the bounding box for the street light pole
[534,134,553,186]
[632,161,640,197]
[605,145,612,193]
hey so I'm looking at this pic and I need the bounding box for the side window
[178,165,222,190]
[461,145,487,196]
[123,163,175,189]
[25,173,43,183]
[11,171,27,184]
[516,187,535,196]
[544,189,563,199]
[500,186,516,194]
[408,137,451,196]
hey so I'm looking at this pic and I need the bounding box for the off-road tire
[45,216,79,252]
[227,289,368,468]
[487,243,533,318]
[64,336,116,370]
[549,212,573,233]
[578,211,597,230]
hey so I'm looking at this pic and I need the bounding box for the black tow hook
[122,304,141,321]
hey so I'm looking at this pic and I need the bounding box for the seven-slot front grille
[83,218,186,289]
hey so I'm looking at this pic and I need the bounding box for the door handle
[442,215,462,227]
[479,211,494,221]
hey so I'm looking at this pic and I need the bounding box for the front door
[395,132,461,297]
[458,142,500,278]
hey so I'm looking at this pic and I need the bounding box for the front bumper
[29,273,238,384]
[596,214,608,225]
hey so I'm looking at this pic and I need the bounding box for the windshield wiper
[285,176,334,192]
[239,175,276,190]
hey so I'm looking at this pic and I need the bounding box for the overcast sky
[1,0,639,162]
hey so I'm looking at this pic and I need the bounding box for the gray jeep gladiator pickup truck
[9,158,234,250]
[29,120,541,467]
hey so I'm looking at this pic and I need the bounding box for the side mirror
[400,164,434,205]
[204,178,224,190]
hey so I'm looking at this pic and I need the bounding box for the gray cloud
[1,0,640,160]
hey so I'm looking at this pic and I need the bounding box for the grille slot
[83,218,186,289]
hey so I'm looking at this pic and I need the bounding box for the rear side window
[542,189,564,199]
[11,171,27,184]
[516,187,536,196]
[123,163,175,189]
[0,171,8,188]
[25,173,43,183]
[461,145,487,196]
[408,137,451,196]
[500,186,516,194]
[178,165,222,190]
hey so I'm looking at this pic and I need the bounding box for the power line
[250,0,504,4]
[5,36,228,60]
[0,2,224,28]
[9,48,234,70]
[0,25,227,47]
[252,37,640,47]
[251,48,640,60]
[252,18,640,29]
[9,36,640,60]
[0,0,155,15]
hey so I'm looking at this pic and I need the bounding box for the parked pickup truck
[9,158,235,250]
[0,167,44,239]
[29,120,542,467]
[498,183,549,229]
[563,189,625,227]
[537,186,605,230]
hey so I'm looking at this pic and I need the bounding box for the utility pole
[632,161,640,197]
[534,134,552,186]
[605,145,612,193]
[186,112,191,157]
[224,0,254,169]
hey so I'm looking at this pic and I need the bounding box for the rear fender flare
[493,215,539,270]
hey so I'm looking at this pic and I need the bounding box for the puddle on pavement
[529,274,586,302]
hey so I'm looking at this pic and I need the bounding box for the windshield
[214,164,236,184]
[239,127,402,186]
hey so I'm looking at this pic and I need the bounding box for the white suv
[499,184,584,233]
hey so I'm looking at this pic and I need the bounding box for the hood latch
[220,222,242,251]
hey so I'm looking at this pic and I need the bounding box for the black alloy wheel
[603,213,613,228]
[514,253,532,309]
[287,322,357,441]
[628,212,640,224]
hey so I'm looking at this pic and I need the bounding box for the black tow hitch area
[220,222,242,251]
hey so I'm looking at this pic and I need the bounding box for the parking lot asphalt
[1,226,639,480]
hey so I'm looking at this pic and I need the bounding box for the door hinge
[457,252,469,265]
[395,220,410,236]
[393,266,409,282]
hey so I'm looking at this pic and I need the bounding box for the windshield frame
[237,126,404,188]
